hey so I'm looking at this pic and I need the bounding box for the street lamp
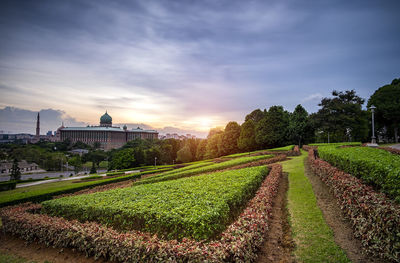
[154,157,157,168]
[369,105,377,144]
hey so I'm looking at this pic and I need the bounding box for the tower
[36,112,40,137]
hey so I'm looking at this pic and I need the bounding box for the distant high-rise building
[36,112,40,137]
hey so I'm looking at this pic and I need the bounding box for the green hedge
[310,142,361,147]
[0,181,17,192]
[318,146,400,202]
[135,155,273,185]
[42,166,269,241]
[0,168,172,208]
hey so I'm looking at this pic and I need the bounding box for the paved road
[16,173,108,188]
[15,169,140,188]
[389,144,400,150]
[0,169,107,182]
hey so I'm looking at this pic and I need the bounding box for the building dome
[100,111,112,127]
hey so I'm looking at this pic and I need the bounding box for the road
[0,169,107,183]
[389,144,400,150]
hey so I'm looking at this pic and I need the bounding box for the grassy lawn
[0,252,40,263]
[283,151,349,263]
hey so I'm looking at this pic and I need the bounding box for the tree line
[1,78,398,171]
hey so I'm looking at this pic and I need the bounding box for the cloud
[302,93,324,103]
[0,0,399,129]
[0,106,86,134]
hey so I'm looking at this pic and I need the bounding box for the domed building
[59,112,158,150]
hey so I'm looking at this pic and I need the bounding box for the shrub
[0,164,283,262]
[0,168,172,208]
[136,155,274,186]
[0,181,17,192]
[308,149,400,262]
[317,146,400,201]
[42,166,269,240]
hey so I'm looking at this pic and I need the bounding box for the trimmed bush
[318,146,400,202]
[0,164,282,262]
[308,149,400,262]
[0,168,172,208]
[0,181,17,192]
[136,155,274,186]
[42,166,269,240]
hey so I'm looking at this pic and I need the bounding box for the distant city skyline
[0,0,399,136]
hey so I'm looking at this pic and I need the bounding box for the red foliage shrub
[378,146,400,155]
[302,145,316,151]
[307,149,400,262]
[0,164,283,262]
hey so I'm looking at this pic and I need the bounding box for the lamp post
[370,105,377,144]
[154,157,157,168]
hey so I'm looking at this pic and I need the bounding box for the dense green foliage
[309,149,400,261]
[318,146,400,201]
[0,181,17,191]
[135,154,273,185]
[237,119,257,152]
[311,90,368,143]
[309,142,361,147]
[367,78,400,143]
[42,166,268,240]
[288,104,314,147]
[255,106,290,148]
[10,158,21,181]
[0,168,171,207]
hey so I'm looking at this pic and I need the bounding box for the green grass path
[282,151,349,263]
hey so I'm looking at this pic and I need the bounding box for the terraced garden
[1,144,400,263]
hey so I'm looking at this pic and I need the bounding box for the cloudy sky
[0,0,399,137]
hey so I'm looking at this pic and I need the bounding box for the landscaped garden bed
[317,146,400,202]
[135,154,274,185]
[307,148,400,262]
[0,164,283,262]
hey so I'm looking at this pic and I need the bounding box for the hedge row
[308,149,400,262]
[0,164,282,262]
[42,166,268,240]
[0,168,172,208]
[317,146,400,202]
[378,146,400,155]
[135,155,273,186]
[0,181,16,192]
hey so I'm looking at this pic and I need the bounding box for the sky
[0,0,399,137]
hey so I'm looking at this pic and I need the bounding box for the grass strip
[0,168,172,208]
[284,151,349,263]
[135,154,273,185]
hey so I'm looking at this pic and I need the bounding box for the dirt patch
[256,172,295,263]
[304,158,385,263]
[0,232,108,263]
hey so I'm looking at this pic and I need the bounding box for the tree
[245,109,265,123]
[10,158,21,181]
[238,119,257,151]
[368,78,400,143]
[288,104,313,147]
[196,139,208,160]
[205,133,222,158]
[221,121,241,155]
[176,145,193,163]
[255,106,290,148]
[68,155,82,174]
[109,148,136,170]
[84,150,107,168]
[313,90,368,142]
